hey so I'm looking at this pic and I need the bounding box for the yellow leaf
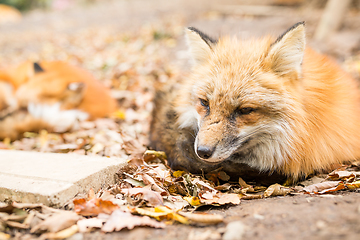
[112,110,126,120]
[173,170,186,178]
[171,212,189,224]
[283,178,295,187]
[39,129,48,147]
[23,132,38,138]
[184,197,202,206]
[2,137,10,146]
[135,206,188,224]
[154,206,188,224]
[345,180,360,189]
[154,206,171,213]
[135,207,168,221]
[144,150,167,159]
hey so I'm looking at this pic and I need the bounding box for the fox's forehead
[212,37,272,67]
[195,77,264,108]
[192,36,287,109]
[196,38,270,87]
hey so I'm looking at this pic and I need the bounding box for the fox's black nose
[197,146,214,159]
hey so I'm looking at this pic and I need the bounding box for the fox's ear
[33,62,44,73]
[185,27,217,65]
[266,22,306,78]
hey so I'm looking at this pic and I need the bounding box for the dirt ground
[84,192,360,240]
[1,0,360,239]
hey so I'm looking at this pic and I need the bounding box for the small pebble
[222,221,246,240]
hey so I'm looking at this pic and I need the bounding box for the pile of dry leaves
[1,149,359,239]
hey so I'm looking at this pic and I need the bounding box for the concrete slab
[0,150,127,207]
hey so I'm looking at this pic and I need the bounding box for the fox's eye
[199,98,209,108]
[237,107,255,115]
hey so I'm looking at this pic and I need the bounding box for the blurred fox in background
[0,61,116,140]
[150,22,360,183]
[0,4,21,25]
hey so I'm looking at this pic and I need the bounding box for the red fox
[150,22,360,183]
[0,61,117,140]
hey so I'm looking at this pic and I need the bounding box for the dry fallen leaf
[30,211,80,234]
[87,188,96,200]
[205,169,230,183]
[102,210,165,232]
[39,224,79,240]
[192,178,217,193]
[178,212,224,225]
[200,193,240,205]
[73,198,119,217]
[184,197,202,206]
[173,170,186,178]
[143,150,167,162]
[141,173,166,193]
[134,206,188,224]
[238,177,256,193]
[11,202,44,210]
[163,196,189,210]
[345,180,360,189]
[264,184,292,198]
[327,170,356,181]
[298,176,325,187]
[123,177,146,187]
[214,183,232,191]
[240,194,263,200]
[77,218,106,233]
[121,188,164,206]
[303,181,345,194]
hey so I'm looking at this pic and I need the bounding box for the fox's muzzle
[196,145,215,159]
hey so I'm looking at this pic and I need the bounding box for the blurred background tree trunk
[315,0,352,41]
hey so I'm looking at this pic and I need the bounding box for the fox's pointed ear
[266,22,306,78]
[185,27,217,65]
[33,62,44,73]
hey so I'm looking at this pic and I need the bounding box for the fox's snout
[196,145,215,160]
[194,121,234,163]
[194,116,227,162]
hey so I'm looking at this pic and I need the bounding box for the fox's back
[285,48,360,175]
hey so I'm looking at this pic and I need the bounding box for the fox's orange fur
[150,22,360,182]
[0,61,116,140]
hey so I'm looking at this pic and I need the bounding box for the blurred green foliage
[0,0,50,11]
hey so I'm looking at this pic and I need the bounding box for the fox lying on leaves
[0,61,116,140]
[150,22,360,183]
